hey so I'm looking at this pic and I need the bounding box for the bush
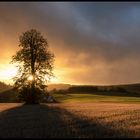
[18,86,45,104]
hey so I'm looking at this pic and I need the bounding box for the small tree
[11,29,54,104]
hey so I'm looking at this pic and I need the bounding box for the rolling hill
[0,81,12,93]
[47,83,71,91]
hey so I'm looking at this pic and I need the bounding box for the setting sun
[28,75,34,81]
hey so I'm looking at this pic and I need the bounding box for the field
[0,102,140,138]
[0,83,140,138]
[53,93,140,103]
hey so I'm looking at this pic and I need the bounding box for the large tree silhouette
[11,29,54,104]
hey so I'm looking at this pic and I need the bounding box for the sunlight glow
[0,64,17,84]
[28,75,34,81]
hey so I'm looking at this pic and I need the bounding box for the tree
[11,29,54,104]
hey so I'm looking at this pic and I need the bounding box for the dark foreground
[0,103,139,138]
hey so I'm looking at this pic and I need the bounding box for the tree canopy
[11,29,54,103]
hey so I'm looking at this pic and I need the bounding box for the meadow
[52,93,140,103]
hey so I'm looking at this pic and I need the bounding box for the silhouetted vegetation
[11,29,54,104]
[68,86,98,93]
[50,85,140,97]
[18,86,44,104]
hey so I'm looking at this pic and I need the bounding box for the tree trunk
[31,57,36,104]
[31,79,35,104]
[30,42,36,104]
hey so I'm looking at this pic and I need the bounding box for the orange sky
[0,2,140,85]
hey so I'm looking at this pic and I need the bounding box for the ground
[0,102,139,138]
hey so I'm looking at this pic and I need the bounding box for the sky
[0,2,140,85]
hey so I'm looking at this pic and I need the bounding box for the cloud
[0,2,140,84]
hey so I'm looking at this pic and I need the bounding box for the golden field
[0,102,139,138]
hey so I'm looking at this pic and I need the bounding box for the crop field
[0,102,139,138]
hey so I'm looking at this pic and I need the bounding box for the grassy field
[52,93,140,103]
[0,102,139,138]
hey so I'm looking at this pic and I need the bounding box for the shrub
[18,86,45,104]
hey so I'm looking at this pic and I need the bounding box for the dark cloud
[0,2,140,84]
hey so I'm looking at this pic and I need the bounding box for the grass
[0,102,139,138]
[52,93,140,103]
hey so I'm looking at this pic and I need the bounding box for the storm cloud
[0,2,140,85]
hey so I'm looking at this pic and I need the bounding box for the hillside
[47,83,71,91]
[0,89,18,103]
[119,83,140,93]
[0,81,12,93]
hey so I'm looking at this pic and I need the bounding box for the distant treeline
[68,86,127,92]
[51,85,126,93]
[50,85,140,97]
